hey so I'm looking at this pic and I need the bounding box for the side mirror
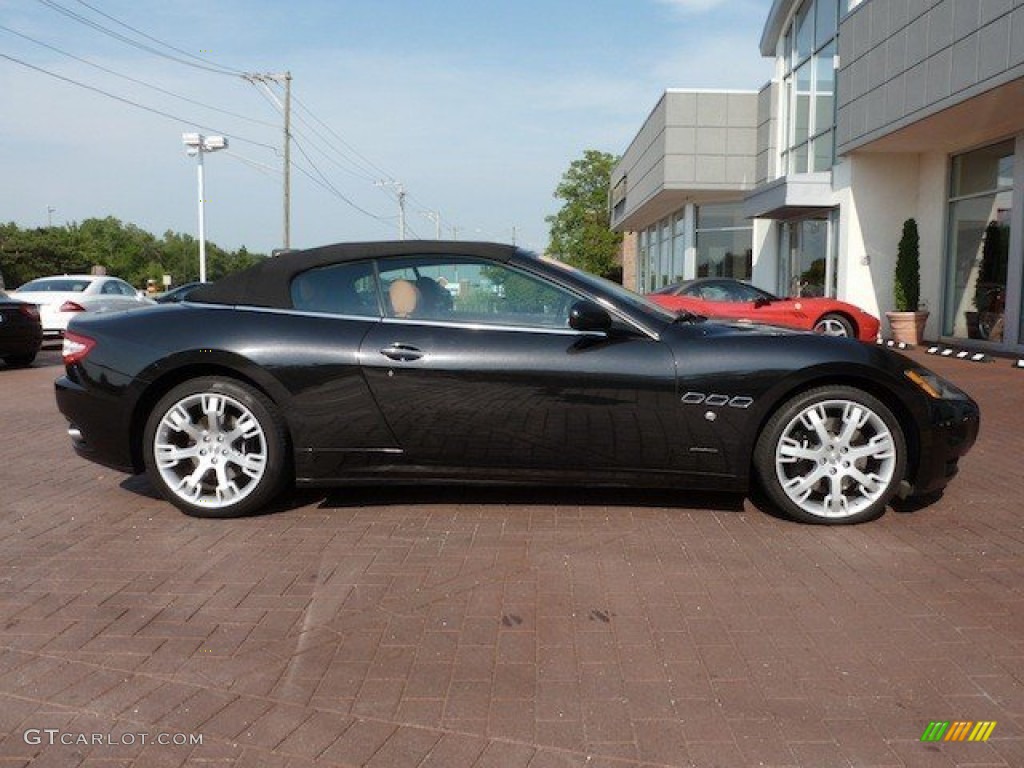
[568,300,612,332]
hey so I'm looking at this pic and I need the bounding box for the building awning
[743,172,835,220]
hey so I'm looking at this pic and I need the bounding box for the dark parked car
[153,281,206,304]
[0,291,43,367]
[55,241,979,524]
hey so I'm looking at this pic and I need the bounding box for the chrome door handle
[379,344,423,361]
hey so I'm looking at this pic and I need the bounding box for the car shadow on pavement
[119,473,939,522]
[891,489,946,514]
[316,484,749,513]
[119,474,748,515]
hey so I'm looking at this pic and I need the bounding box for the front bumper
[908,398,980,496]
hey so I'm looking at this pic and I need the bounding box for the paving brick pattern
[0,348,1021,767]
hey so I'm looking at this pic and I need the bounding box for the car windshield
[537,255,678,324]
[18,278,90,292]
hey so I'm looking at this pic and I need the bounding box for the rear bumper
[55,374,136,473]
[0,327,44,356]
[909,398,980,496]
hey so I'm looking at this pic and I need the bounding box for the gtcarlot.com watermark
[24,729,203,747]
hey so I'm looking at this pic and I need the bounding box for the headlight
[905,368,970,400]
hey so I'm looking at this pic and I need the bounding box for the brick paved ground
[0,346,1021,767]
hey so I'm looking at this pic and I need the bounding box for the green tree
[546,149,622,279]
[0,218,265,290]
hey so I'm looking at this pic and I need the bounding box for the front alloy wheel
[755,386,906,524]
[143,377,289,517]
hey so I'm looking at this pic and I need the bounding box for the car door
[94,279,136,311]
[359,254,680,473]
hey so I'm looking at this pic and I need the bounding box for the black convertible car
[55,241,979,524]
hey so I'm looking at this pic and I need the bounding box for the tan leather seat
[389,279,420,318]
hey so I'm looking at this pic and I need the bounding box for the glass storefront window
[812,131,833,172]
[944,141,1015,342]
[795,2,814,63]
[696,201,745,230]
[816,0,838,49]
[794,62,811,145]
[659,222,672,287]
[951,141,1015,198]
[781,0,839,178]
[814,42,835,131]
[791,143,809,175]
[696,203,753,280]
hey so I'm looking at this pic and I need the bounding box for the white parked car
[10,275,154,338]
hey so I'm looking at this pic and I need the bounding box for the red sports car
[649,278,880,342]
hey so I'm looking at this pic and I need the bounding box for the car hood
[670,317,808,337]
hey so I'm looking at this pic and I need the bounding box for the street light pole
[196,147,207,282]
[183,133,228,283]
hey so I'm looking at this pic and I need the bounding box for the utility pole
[376,180,407,239]
[423,210,441,239]
[46,206,56,228]
[283,71,291,249]
[243,72,292,249]
[511,225,517,246]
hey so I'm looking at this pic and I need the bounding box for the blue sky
[1,0,771,262]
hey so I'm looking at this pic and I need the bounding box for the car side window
[100,281,121,295]
[291,261,379,317]
[702,282,760,302]
[115,280,136,296]
[377,256,576,329]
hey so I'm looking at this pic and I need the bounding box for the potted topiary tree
[885,218,929,345]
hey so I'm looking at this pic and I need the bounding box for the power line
[245,78,373,181]
[289,132,391,223]
[35,0,240,76]
[247,78,398,227]
[0,52,279,152]
[261,81,380,182]
[0,24,276,128]
[289,90,395,181]
[223,150,282,179]
[72,0,245,75]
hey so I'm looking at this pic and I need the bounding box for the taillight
[17,304,40,320]
[62,331,96,365]
[60,301,86,312]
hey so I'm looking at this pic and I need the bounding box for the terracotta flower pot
[885,310,929,346]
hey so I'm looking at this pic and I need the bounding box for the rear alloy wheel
[812,313,855,337]
[755,386,906,524]
[143,377,289,518]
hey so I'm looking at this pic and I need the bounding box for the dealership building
[612,0,1024,351]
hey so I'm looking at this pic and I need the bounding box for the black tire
[754,385,907,525]
[3,352,37,367]
[142,377,290,518]
[812,313,855,338]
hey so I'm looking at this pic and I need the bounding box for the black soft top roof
[189,240,521,308]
